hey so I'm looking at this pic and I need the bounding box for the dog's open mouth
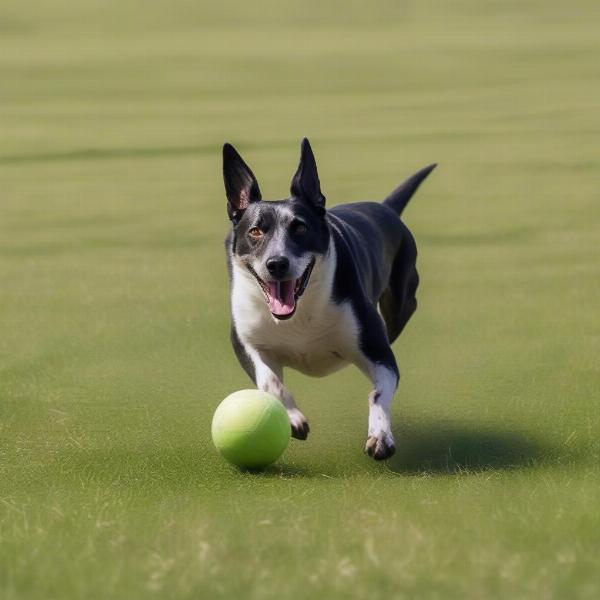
[248,258,315,320]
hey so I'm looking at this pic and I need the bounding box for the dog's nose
[266,256,290,279]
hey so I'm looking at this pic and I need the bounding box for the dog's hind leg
[231,327,309,439]
[379,228,419,344]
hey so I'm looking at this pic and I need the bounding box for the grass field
[2,1,600,598]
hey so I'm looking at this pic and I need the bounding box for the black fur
[290,138,326,211]
[223,143,262,223]
[327,204,407,376]
[383,163,437,216]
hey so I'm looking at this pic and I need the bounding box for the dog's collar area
[245,258,316,320]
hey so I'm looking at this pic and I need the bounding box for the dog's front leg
[246,348,310,440]
[363,362,399,461]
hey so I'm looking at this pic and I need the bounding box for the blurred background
[1,1,599,598]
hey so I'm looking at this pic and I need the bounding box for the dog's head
[223,138,330,320]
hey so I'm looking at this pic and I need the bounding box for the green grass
[2,1,600,598]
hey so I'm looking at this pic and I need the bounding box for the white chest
[231,249,360,377]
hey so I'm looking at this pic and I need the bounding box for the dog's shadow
[388,420,553,474]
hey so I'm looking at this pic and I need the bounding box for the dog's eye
[293,222,307,235]
[248,227,263,239]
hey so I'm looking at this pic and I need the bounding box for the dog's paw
[364,435,395,461]
[288,409,310,440]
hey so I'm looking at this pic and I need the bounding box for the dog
[223,138,435,460]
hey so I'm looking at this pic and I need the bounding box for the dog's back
[327,202,405,305]
[327,162,436,342]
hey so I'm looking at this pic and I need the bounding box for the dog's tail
[383,163,437,216]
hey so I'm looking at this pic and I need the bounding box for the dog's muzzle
[247,258,315,320]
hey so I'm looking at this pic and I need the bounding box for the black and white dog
[223,139,435,460]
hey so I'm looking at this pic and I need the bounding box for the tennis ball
[211,390,291,469]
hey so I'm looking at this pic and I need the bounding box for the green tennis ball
[211,390,291,469]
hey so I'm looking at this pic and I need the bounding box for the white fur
[242,345,307,431]
[232,243,361,377]
[366,364,398,447]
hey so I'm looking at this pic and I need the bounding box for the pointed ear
[223,143,262,222]
[290,138,325,210]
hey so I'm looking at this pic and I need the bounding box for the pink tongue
[267,280,296,316]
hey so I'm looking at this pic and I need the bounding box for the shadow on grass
[48,423,569,487]
[388,420,555,474]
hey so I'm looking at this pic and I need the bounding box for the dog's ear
[223,143,262,222]
[290,138,326,211]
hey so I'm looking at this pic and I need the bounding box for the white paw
[364,432,395,460]
[287,408,310,440]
